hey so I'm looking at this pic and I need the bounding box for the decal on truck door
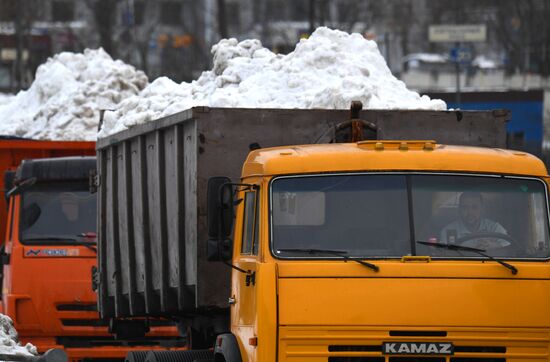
[25,248,80,257]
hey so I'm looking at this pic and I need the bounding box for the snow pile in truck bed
[99,27,446,137]
[0,48,147,141]
[0,314,37,357]
[0,27,445,140]
[0,94,14,107]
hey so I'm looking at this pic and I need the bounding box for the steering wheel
[456,232,516,250]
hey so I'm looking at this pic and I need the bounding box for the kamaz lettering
[382,342,454,355]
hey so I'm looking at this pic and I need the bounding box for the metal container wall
[96,107,509,319]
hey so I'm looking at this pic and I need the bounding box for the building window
[51,0,75,22]
[134,0,145,25]
[226,2,240,29]
[122,0,145,26]
[0,0,16,22]
[161,1,182,25]
[290,0,308,21]
[266,0,285,21]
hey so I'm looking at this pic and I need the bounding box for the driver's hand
[477,238,493,249]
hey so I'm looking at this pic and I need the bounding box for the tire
[126,351,149,362]
[146,350,214,362]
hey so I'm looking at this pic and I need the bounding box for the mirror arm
[222,259,250,274]
[6,177,37,198]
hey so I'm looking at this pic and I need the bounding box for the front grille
[61,319,109,327]
[60,318,176,327]
[328,359,505,362]
[329,346,380,352]
[451,359,505,362]
[454,347,506,354]
[329,345,506,354]
[329,358,384,362]
[389,331,447,337]
[57,303,98,311]
[328,345,507,361]
[281,326,548,361]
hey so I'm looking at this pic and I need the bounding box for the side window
[241,191,258,255]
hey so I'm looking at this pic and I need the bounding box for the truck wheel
[145,350,214,362]
[126,351,149,362]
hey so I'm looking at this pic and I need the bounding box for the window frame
[51,0,75,22]
[160,1,182,26]
[269,172,550,261]
[240,189,259,256]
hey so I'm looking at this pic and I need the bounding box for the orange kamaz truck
[0,139,184,362]
[96,105,549,361]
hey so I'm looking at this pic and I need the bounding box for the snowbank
[99,27,446,137]
[0,49,147,141]
[0,314,37,357]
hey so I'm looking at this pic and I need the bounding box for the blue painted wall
[427,90,544,156]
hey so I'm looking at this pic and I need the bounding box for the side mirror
[207,176,234,261]
[6,177,37,198]
[3,170,15,203]
[207,238,232,261]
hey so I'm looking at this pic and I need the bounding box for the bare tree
[85,0,118,57]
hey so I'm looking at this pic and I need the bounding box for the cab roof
[241,141,548,178]
[16,156,96,183]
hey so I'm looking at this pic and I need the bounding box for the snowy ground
[0,314,37,357]
[0,27,445,141]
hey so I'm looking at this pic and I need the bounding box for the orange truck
[97,106,549,361]
[0,138,184,361]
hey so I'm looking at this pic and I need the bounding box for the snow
[0,94,14,107]
[0,314,37,357]
[402,53,448,64]
[0,27,446,140]
[0,48,147,141]
[472,55,498,70]
[100,27,446,137]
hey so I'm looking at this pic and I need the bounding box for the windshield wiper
[276,248,379,272]
[22,237,97,253]
[416,241,518,275]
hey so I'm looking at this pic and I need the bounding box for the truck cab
[1,157,183,361]
[217,141,550,361]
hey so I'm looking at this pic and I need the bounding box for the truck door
[231,188,259,335]
[1,194,16,311]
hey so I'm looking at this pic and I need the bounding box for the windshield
[271,174,550,259]
[20,183,97,245]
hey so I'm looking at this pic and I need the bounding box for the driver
[60,192,80,222]
[440,192,508,248]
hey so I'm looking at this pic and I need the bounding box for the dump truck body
[96,107,509,319]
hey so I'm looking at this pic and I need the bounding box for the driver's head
[60,192,79,222]
[459,192,483,230]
